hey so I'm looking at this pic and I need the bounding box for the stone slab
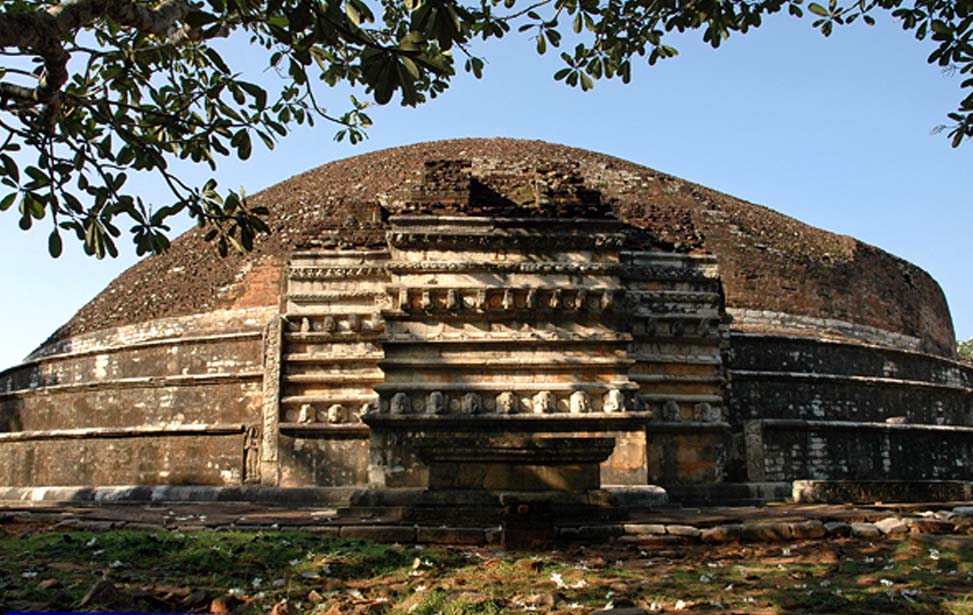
[793,480,973,504]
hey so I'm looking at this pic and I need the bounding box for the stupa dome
[1,138,969,505]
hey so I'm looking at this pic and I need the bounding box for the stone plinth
[414,435,615,491]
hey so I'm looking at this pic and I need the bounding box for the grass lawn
[2,522,973,614]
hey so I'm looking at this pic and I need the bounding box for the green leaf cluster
[0,0,970,258]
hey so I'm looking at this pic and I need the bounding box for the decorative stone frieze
[532,391,557,414]
[569,390,592,414]
[603,388,624,413]
[497,391,518,415]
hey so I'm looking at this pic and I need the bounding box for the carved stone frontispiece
[390,392,410,416]
[461,392,482,415]
[569,390,591,414]
[532,390,556,414]
[496,391,518,415]
[297,403,314,424]
[427,391,447,415]
[603,388,624,413]
[327,404,345,424]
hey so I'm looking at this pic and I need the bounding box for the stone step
[664,482,793,506]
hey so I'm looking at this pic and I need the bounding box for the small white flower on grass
[929,549,941,560]
[21,572,37,578]
[699,574,712,583]
[674,599,688,611]
[272,578,285,588]
[414,585,426,592]
[723,584,733,591]
[819,579,831,587]
[109,560,124,568]
[571,579,587,589]
[550,572,567,589]
[85,538,97,548]
[251,577,263,588]
[648,602,661,612]
[880,579,893,587]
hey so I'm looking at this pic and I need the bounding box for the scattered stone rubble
[5,503,973,548]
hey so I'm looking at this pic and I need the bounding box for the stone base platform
[793,480,973,504]
[2,498,973,549]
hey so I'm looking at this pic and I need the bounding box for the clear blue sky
[1,12,970,370]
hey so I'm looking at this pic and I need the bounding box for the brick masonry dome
[45,137,955,358]
[2,137,972,495]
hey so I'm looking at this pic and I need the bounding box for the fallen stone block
[905,518,955,534]
[666,525,702,538]
[789,520,826,539]
[850,522,881,538]
[824,521,851,537]
[740,522,792,542]
[339,525,416,542]
[875,517,909,536]
[295,525,341,535]
[617,534,683,547]
[700,524,743,543]
[577,525,624,540]
[122,522,165,532]
[622,523,666,535]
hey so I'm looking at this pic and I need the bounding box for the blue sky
[0,11,970,369]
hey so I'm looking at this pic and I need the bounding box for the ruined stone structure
[1,138,970,503]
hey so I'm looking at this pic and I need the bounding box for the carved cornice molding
[387,231,626,249]
[386,261,623,275]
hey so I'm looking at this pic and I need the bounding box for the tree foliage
[959,337,973,362]
[0,0,971,258]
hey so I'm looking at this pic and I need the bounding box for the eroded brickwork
[44,139,955,358]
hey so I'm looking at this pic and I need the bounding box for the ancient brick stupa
[1,138,970,505]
